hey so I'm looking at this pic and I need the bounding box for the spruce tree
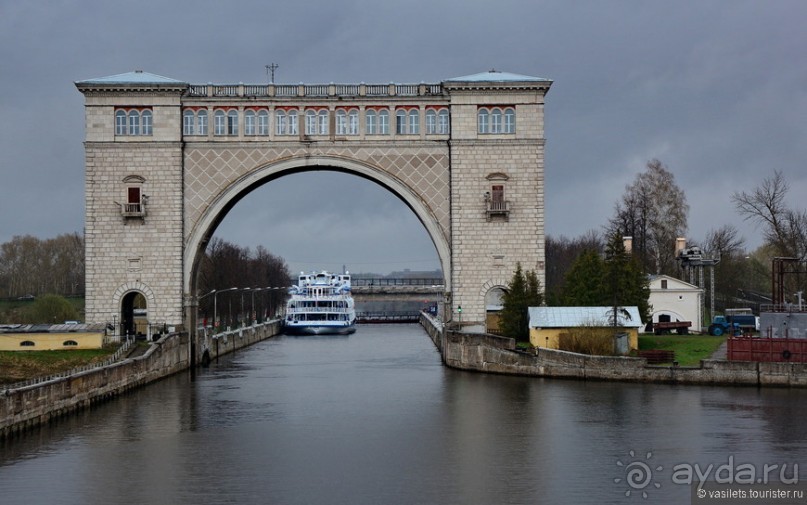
[500,263,543,343]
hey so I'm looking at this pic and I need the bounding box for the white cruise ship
[283,271,357,335]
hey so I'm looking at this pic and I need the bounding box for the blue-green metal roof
[529,306,644,328]
[76,71,185,85]
[446,70,550,83]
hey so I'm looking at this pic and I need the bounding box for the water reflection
[1,325,806,504]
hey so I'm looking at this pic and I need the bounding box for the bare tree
[732,170,807,259]
[0,233,85,298]
[197,238,291,325]
[699,225,749,312]
[607,159,689,275]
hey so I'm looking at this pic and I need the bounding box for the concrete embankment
[420,313,807,387]
[1,321,281,438]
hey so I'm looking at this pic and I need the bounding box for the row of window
[182,107,453,137]
[19,340,78,347]
[478,107,516,134]
[115,109,153,136]
[124,106,517,137]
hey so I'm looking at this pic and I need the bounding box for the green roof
[76,71,185,85]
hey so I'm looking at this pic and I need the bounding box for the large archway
[77,71,551,340]
[184,156,452,301]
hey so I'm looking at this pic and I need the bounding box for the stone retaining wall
[420,313,807,387]
[0,321,281,438]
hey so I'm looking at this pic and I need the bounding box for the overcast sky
[1,0,805,275]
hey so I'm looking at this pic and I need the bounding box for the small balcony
[121,202,146,218]
[486,200,510,221]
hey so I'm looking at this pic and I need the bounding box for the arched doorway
[121,291,147,338]
[484,286,507,334]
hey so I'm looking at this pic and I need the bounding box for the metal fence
[1,338,137,393]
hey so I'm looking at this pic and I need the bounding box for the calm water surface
[1,325,806,504]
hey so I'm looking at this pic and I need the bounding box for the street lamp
[200,287,238,334]
[240,287,251,327]
[250,287,265,325]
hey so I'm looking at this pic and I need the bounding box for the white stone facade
[76,71,551,334]
[648,275,704,331]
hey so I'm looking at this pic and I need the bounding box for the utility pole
[265,63,279,84]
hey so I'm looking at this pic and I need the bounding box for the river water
[1,325,806,504]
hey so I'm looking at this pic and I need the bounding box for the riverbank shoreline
[0,322,281,439]
[419,313,807,387]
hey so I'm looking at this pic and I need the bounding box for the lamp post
[200,287,238,334]
[241,287,251,327]
[250,287,264,325]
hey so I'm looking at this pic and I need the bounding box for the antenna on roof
[265,63,279,83]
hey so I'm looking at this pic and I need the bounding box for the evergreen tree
[562,249,606,306]
[500,263,543,342]
[559,235,650,323]
[604,233,651,323]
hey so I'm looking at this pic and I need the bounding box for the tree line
[196,238,292,327]
[546,161,807,317]
[0,233,85,299]
[501,161,807,344]
[0,234,291,326]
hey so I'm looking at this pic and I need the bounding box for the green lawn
[0,347,117,385]
[638,334,726,366]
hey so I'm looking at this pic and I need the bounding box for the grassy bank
[0,347,117,385]
[638,334,726,366]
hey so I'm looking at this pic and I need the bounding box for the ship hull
[283,323,356,336]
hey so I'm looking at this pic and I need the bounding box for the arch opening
[121,291,148,338]
[184,156,451,333]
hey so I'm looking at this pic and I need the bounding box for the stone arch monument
[76,69,551,346]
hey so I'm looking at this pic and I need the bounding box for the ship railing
[289,307,352,313]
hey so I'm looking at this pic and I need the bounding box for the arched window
[63,340,78,347]
[288,110,298,135]
[244,110,256,136]
[438,108,450,134]
[504,108,516,133]
[426,109,437,134]
[141,110,152,135]
[128,110,140,135]
[379,109,389,134]
[395,109,406,134]
[317,110,328,134]
[348,109,359,135]
[20,341,35,347]
[336,109,347,135]
[198,110,208,135]
[183,110,195,135]
[490,108,502,134]
[305,110,317,135]
[116,110,127,135]
[366,109,377,134]
[275,110,286,135]
[214,110,226,135]
[115,108,153,136]
[257,110,269,135]
[478,109,489,134]
[227,110,238,135]
[408,109,419,134]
